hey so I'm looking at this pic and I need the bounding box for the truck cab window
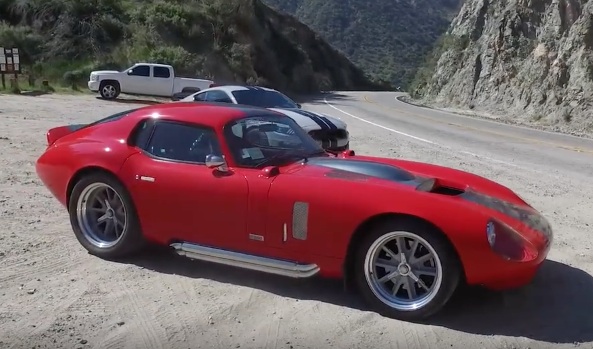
[153,66,171,78]
[128,65,150,77]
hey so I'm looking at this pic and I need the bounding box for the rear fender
[36,137,139,208]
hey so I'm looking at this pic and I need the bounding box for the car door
[118,118,249,248]
[124,64,152,94]
[151,66,174,97]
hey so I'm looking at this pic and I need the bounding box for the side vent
[292,202,309,240]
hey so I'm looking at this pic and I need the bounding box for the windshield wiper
[307,150,328,158]
[254,150,308,167]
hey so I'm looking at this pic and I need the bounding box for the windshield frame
[222,114,326,169]
[231,89,299,109]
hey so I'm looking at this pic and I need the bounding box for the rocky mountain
[263,0,464,89]
[412,0,593,134]
[0,0,383,93]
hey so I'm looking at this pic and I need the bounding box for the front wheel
[353,219,461,321]
[68,173,145,259]
[99,82,120,100]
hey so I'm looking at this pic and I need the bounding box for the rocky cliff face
[415,0,593,133]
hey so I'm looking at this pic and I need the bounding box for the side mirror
[205,154,228,172]
[296,103,302,109]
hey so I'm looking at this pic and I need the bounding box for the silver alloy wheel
[76,182,127,248]
[101,85,116,98]
[364,231,443,312]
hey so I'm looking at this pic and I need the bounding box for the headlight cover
[486,218,539,262]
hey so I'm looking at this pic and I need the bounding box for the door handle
[135,175,155,182]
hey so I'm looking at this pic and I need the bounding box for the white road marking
[322,98,436,144]
[459,151,521,168]
[322,97,556,176]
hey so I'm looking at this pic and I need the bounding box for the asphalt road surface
[316,91,593,182]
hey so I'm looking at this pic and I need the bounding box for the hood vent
[415,178,465,196]
[430,186,465,196]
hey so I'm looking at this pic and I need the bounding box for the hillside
[263,0,464,88]
[0,0,384,94]
[411,0,593,135]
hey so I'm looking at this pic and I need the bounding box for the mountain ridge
[0,0,384,94]
[263,0,464,88]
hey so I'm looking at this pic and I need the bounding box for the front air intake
[416,178,465,196]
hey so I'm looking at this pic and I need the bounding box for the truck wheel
[99,82,120,100]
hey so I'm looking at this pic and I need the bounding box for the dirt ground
[1,92,592,349]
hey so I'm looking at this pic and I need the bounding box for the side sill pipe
[170,242,320,278]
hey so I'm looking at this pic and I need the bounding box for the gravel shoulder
[0,92,592,349]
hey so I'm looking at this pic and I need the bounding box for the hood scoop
[415,178,465,196]
[307,157,466,196]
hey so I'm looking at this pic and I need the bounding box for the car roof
[127,101,285,128]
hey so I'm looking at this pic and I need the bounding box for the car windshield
[231,89,299,109]
[223,114,327,168]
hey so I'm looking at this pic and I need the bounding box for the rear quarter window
[128,118,155,148]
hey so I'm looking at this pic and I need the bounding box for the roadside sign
[0,47,21,73]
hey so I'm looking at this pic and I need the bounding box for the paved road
[309,91,593,182]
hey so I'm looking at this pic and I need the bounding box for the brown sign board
[0,47,21,74]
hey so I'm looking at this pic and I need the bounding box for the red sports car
[36,102,554,321]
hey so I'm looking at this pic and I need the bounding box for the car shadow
[123,248,593,344]
[432,259,593,343]
[95,96,165,106]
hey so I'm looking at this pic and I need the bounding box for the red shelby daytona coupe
[36,102,554,321]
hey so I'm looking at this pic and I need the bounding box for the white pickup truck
[87,63,214,100]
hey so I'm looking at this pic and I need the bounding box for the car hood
[281,155,553,242]
[287,154,537,210]
[269,108,347,131]
[289,155,517,199]
[91,70,120,75]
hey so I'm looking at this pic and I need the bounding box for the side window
[205,90,233,103]
[129,119,155,148]
[143,121,222,164]
[193,92,207,101]
[128,65,150,77]
[153,66,171,78]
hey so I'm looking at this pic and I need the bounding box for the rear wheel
[353,219,461,321]
[68,173,145,259]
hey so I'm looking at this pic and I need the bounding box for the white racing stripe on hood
[304,110,347,130]
[268,108,321,131]
[269,108,348,131]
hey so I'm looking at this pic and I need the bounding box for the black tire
[68,172,146,259]
[352,218,461,321]
[99,81,120,100]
